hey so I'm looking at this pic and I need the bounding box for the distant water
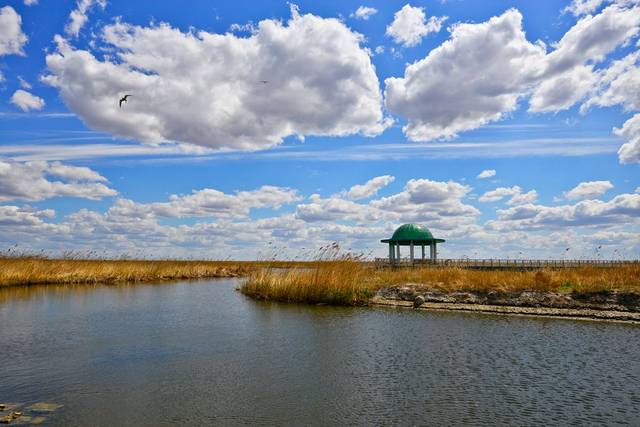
[1,279,639,426]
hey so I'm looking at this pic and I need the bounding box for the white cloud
[477,169,496,179]
[352,6,378,20]
[564,180,614,199]
[44,7,389,152]
[345,175,394,200]
[295,194,380,223]
[615,113,640,163]
[24,0,38,5]
[582,51,640,112]
[0,206,56,231]
[369,178,479,227]
[479,185,537,205]
[0,177,637,259]
[507,189,538,206]
[529,65,597,112]
[479,186,522,202]
[386,4,446,47]
[0,6,28,56]
[0,159,116,202]
[488,192,640,230]
[385,9,545,141]
[544,4,640,77]
[10,90,45,112]
[17,76,32,89]
[564,0,611,16]
[294,177,479,230]
[385,3,640,150]
[529,3,640,113]
[65,0,107,38]
[102,186,300,223]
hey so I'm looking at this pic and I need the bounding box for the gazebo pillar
[388,243,394,264]
[421,245,425,261]
[429,242,437,262]
[410,241,414,263]
[396,244,400,261]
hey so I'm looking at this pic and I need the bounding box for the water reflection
[1,279,639,426]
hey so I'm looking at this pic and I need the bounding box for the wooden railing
[374,258,636,269]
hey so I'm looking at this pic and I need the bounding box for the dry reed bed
[0,257,310,287]
[240,261,640,305]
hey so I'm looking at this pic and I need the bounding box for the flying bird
[259,80,269,84]
[119,94,132,108]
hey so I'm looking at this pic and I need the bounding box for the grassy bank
[240,261,640,305]
[0,257,312,287]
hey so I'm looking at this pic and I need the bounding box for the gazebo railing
[374,257,636,269]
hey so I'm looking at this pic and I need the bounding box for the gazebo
[381,224,445,264]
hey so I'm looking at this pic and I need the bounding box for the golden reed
[241,261,640,305]
[0,257,308,287]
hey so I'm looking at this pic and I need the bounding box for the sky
[0,0,639,260]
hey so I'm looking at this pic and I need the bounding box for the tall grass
[241,261,640,306]
[0,257,311,287]
[241,261,379,305]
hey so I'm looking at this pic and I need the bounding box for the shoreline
[372,285,640,323]
[0,258,318,288]
[371,297,640,323]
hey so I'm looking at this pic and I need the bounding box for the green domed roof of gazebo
[381,223,445,245]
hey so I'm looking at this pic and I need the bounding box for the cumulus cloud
[479,186,537,205]
[564,0,611,16]
[507,189,538,206]
[10,90,45,112]
[65,0,107,37]
[0,159,116,202]
[528,65,597,112]
[294,177,479,230]
[44,7,389,151]
[543,4,640,78]
[479,186,521,202]
[386,4,446,47]
[564,180,614,199]
[24,0,38,5]
[345,175,394,200]
[477,169,496,179]
[352,6,377,20]
[615,113,640,163]
[529,3,640,113]
[295,194,380,223]
[0,6,28,56]
[582,51,640,112]
[0,176,637,259]
[385,3,640,146]
[369,178,479,227]
[0,206,55,230]
[487,192,640,230]
[385,9,545,141]
[138,186,300,218]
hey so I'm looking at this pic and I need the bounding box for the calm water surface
[1,278,639,426]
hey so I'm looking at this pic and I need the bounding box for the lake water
[1,278,639,426]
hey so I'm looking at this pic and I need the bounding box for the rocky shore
[373,284,640,322]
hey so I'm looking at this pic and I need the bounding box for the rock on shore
[377,284,640,312]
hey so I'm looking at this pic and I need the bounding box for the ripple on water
[0,280,639,426]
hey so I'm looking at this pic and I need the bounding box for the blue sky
[0,0,639,259]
